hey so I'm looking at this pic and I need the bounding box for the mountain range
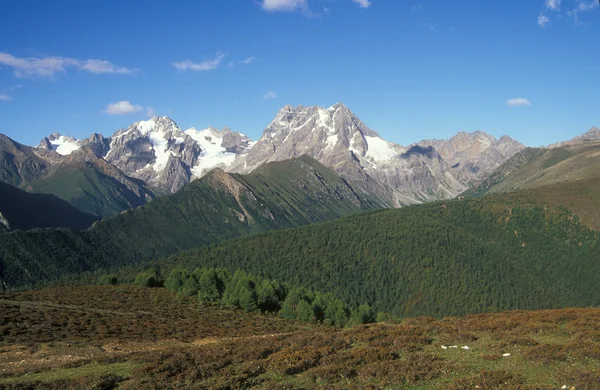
[0,103,525,219]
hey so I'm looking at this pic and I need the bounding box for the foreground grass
[1,286,600,389]
[0,362,137,385]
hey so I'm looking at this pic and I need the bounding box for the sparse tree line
[101,267,379,327]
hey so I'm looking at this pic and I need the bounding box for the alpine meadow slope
[464,140,600,199]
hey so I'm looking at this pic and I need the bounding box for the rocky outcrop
[417,131,525,183]
[548,127,600,148]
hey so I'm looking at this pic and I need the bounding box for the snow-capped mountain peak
[37,132,82,156]
[184,126,253,177]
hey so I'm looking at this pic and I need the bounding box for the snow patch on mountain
[147,132,172,171]
[365,136,397,162]
[185,127,238,177]
[39,133,82,155]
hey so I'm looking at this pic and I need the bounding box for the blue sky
[0,0,598,147]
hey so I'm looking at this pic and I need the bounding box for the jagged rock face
[0,134,53,186]
[103,117,252,193]
[221,127,253,154]
[231,104,468,206]
[417,131,525,183]
[83,133,111,157]
[232,104,381,170]
[184,126,251,178]
[548,127,600,148]
[104,117,201,193]
[35,118,252,194]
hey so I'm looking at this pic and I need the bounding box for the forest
[151,198,600,318]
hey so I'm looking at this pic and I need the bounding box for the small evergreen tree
[197,268,222,302]
[135,268,159,288]
[165,267,190,293]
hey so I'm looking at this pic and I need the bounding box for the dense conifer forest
[156,199,600,318]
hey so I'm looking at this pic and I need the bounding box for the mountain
[229,104,523,206]
[227,105,463,206]
[102,117,251,193]
[26,146,155,217]
[13,104,523,210]
[0,156,382,287]
[548,126,600,148]
[0,134,56,186]
[417,131,525,183]
[0,134,156,218]
[0,181,98,231]
[37,132,82,155]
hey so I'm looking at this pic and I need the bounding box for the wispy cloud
[263,91,276,99]
[506,98,532,107]
[0,52,134,78]
[545,0,561,10]
[576,0,598,11]
[146,107,156,118]
[104,101,143,115]
[539,0,598,27]
[173,52,226,72]
[0,94,10,101]
[229,56,256,68]
[260,0,371,14]
[537,14,550,27]
[261,0,307,12]
[410,4,422,11]
[569,0,599,25]
[351,0,371,8]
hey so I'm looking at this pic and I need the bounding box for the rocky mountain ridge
[547,127,600,148]
[3,103,528,211]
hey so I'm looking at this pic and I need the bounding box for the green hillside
[26,152,155,218]
[157,197,600,319]
[0,182,98,231]
[465,141,600,197]
[0,156,382,288]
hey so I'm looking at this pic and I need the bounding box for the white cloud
[146,107,156,117]
[352,0,372,8]
[261,0,307,12]
[0,52,134,78]
[104,101,144,115]
[410,4,422,11]
[576,0,599,11]
[545,0,561,10]
[0,94,10,101]
[540,0,598,28]
[506,98,532,107]
[79,59,133,74]
[229,57,255,68]
[263,91,276,99]
[173,53,226,72]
